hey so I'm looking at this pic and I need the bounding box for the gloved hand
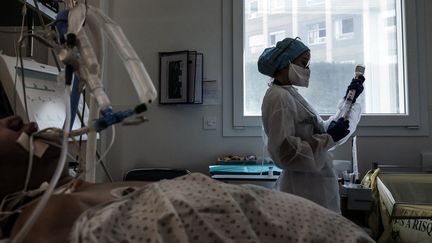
[344,75,365,103]
[327,117,350,142]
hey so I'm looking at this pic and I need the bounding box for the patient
[0,116,375,243]
[0,116,147,242]
[0,115,71,201]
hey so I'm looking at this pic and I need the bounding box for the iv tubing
[11,87,71,243]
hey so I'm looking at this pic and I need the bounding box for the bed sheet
[71,173,373,243]
[8,180,148,243]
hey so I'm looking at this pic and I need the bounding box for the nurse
[258,37,364,212]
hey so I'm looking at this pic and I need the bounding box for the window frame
[335,17,354,40]
[222,0,429,137]
[269,0,285,14]
[269,30,286,46]
[247,0,262,19]
[248,34,265,54]
[306,0,325,7]
[307,21,327,44]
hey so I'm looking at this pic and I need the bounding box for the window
[306,0,325,6]
[308,22,326,44]
[269,0,285,13]
[248,34,264,54]
[247,0,260,19]
[223,0,429,136]
[335,17,354,39]
[269,31,285,46]
[386,16,396,26]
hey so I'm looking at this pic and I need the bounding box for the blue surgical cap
[257,37,310,77]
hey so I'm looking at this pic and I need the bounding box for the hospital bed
[0,172,376,243]
[365,164,432,243]
[0,1,373,241]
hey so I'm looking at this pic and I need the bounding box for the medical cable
[16,33,57,123]
[94,125,115,181]
[10,86,71,243]
[33,127,114,182]
[23,135,35,192]
[0,29,46,34]
[0,134,38,220]
[13,4,28,121]
[0,192,23,221]
[32,0,47,30]
[97,151,114,182]
[33,0,63,73]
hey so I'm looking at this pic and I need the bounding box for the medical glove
[344,75,365,103]
[326,117,350,142]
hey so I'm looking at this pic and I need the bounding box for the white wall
[102,0,432,181]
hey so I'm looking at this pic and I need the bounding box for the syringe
[337,64,365,120]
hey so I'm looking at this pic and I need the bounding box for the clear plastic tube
[76,28,111,111]
[87,6,157,105]
[11,87,71,243]
[67,3,86,36]
[77,29,100,74]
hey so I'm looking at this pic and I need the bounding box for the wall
[102,0,432,181]
[0,26,48,64]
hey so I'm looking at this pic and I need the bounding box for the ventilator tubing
[87,6,157,105]
[67,4,86,37]
[77,29,99,74]
[76,28,111,111]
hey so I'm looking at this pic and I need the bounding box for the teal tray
[209,164,282,175]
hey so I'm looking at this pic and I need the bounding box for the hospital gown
[70,173,374,243]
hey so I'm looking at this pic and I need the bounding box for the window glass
[308,22,326,44]
[247,0,261,19]
[307,0,325,6]
[336,17,354,39]
[243,0,405,116]
[269,0,285,13]
[341,18,353,34]
[269,31,286,46]
[248,34,265,54]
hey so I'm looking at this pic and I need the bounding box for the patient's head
[0,116,71,201]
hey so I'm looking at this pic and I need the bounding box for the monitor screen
[19,0,59,21]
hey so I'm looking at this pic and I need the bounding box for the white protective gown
[261,84,361,213]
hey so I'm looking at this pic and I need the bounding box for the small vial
[268,166,274,176]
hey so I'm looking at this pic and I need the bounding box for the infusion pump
[0,54,89,131]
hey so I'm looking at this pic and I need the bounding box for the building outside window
[248,34,265,54]
[247,0,260,19]
[308,22,326,44]
[335,17,354,39]
[269,31,286,46]
[306,0,325,6]
[269,0,285,13]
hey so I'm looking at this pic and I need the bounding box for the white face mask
[288,64,310,87]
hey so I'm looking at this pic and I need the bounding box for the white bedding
[70,173,373,243]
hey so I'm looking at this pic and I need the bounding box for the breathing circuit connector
[94,107,135,132]
[66,33,77,48]
[134,103,147,114]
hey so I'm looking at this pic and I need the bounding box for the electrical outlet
[203,116,217,130]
